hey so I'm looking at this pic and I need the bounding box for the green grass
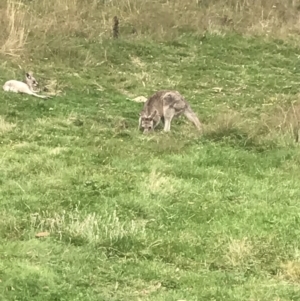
[1,33,300,300]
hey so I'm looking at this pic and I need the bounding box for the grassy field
[1,1,300,300]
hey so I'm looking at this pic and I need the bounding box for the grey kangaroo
[138,90,202,134]
[3,72,49,99]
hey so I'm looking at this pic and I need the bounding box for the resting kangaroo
[3,72,49,99]
[139,90,202,134]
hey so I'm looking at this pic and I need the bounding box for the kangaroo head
[139,110,157,134]
[25,72,38,88]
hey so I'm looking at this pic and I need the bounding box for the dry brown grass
[205,109,247,134]
[279,260,300,283]
[203,109,254,143]
[0,116,16,134]
[1,0,300,58]
[204,101,300,146]
[225,237,254,268]
[0,0,28,57]
[259,101,300,142]
[141,168,177,196]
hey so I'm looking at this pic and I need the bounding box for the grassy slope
[1,33,300,300]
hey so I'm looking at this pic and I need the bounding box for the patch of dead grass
[225,237,254,268]
[43,79,65,96]
[259,101,300,142]
[142,168,176,196]
[203,109,252,143]
[130,55,145,68]
[48,147,68,155]
[0,0,28,57]
[30,210,147,244]
[0,116,16,134]
[279,260,300,283]
[13,141,32,148]
[205,110,245,134]
[204,102,300,146]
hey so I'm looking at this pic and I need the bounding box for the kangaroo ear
[26,73,31,79]
[150,110,157,119]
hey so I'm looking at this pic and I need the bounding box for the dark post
[113,16,119,39]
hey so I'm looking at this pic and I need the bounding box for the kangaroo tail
[184,106,202,131]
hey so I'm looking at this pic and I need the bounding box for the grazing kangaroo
[3,72,49,99]
[138,90,202,134]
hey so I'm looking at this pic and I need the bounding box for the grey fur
[3,72,49,99]
[139,90,202,134]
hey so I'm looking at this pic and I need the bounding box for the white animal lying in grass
[3,72,50,99]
